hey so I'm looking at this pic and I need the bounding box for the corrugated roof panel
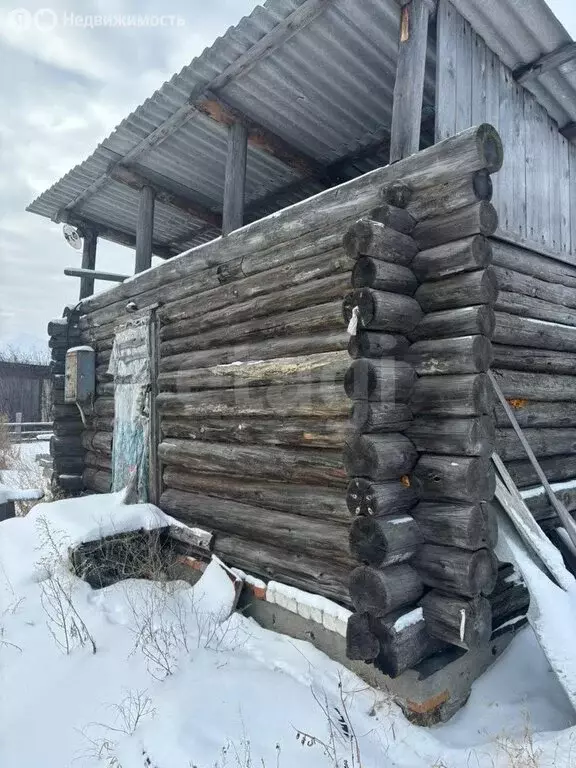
[450,0,576,129]
[27,0,576,260]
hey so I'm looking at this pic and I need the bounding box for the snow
[521,478,576,500]
[392,607,423,633]
[2,492,576,767]
[0,485,43,504]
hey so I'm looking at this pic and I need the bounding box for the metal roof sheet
[27,0,576,257]
[451,0,576,128]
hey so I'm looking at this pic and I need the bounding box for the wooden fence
[0,361,51,424]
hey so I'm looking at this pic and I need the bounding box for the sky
[0,0,262,354]
[0,0,575,354]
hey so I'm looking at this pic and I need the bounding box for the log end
[479,203,499,238]
[476,124,504,174]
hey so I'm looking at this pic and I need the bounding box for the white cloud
[0,0,261,350]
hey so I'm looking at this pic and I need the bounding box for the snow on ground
[1,493,576,767]
[0,439,49,497]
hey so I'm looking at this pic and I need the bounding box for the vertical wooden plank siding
[485,48,501,220]
[79,229,97,300]
[389,0,433,162]
[559,135,571,256]
[435,0,457,142]
[454,11,472,134]
[470,31,487,127]
[135,185,155,274]
[436,0,575,263]
[550,122,562,253]
[510,80,527,241]
[570,143,576,256]
[222,122,248,235]
[497,65,514,234]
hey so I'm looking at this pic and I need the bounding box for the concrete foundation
[239,589,516,724]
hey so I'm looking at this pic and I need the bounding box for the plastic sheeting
[108,317,150,501]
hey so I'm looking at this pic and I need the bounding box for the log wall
[49,125,535,678]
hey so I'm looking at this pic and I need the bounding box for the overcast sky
[0,0,575,354]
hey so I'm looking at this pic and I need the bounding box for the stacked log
[406,195,500,651]
[71,127,506,655]
[342,214,425,671]
[490,239,576,489]
[488,562,530,639]
[47,313,85,492]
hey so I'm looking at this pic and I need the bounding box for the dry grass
[0,415,13,470]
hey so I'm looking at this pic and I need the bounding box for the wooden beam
[135,185,155,273]
[197,93,323,176]
[390,0,435,162]
[561,122,576,142]
[514,42,576,84]
[223,122,248,235]
[110,165,222,229]
[79,229,97,300]
[56,209,173,259]
[65,267,128,283]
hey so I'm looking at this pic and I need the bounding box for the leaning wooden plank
[494,507,576,712]
[490,371,576,549]
[492,460,570,591]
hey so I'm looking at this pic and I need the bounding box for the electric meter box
[65,346,96,404]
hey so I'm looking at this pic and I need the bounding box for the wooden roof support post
[135,185,155,273]
[79,228,97,300]
[390,0,435,163]
[222,121,248,235]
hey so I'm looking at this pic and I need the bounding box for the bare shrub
[80,689,155,768]
[125,576,242,681]
[36,516,97,655]
[296,679,363,768]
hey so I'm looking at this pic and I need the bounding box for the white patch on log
[524,317,575,330]
[521,477,576,500]
[393,606,423,633]
[347,306,360,336]
[389,516,414,525]
[459,608,467,642]
[496,615,527,632]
